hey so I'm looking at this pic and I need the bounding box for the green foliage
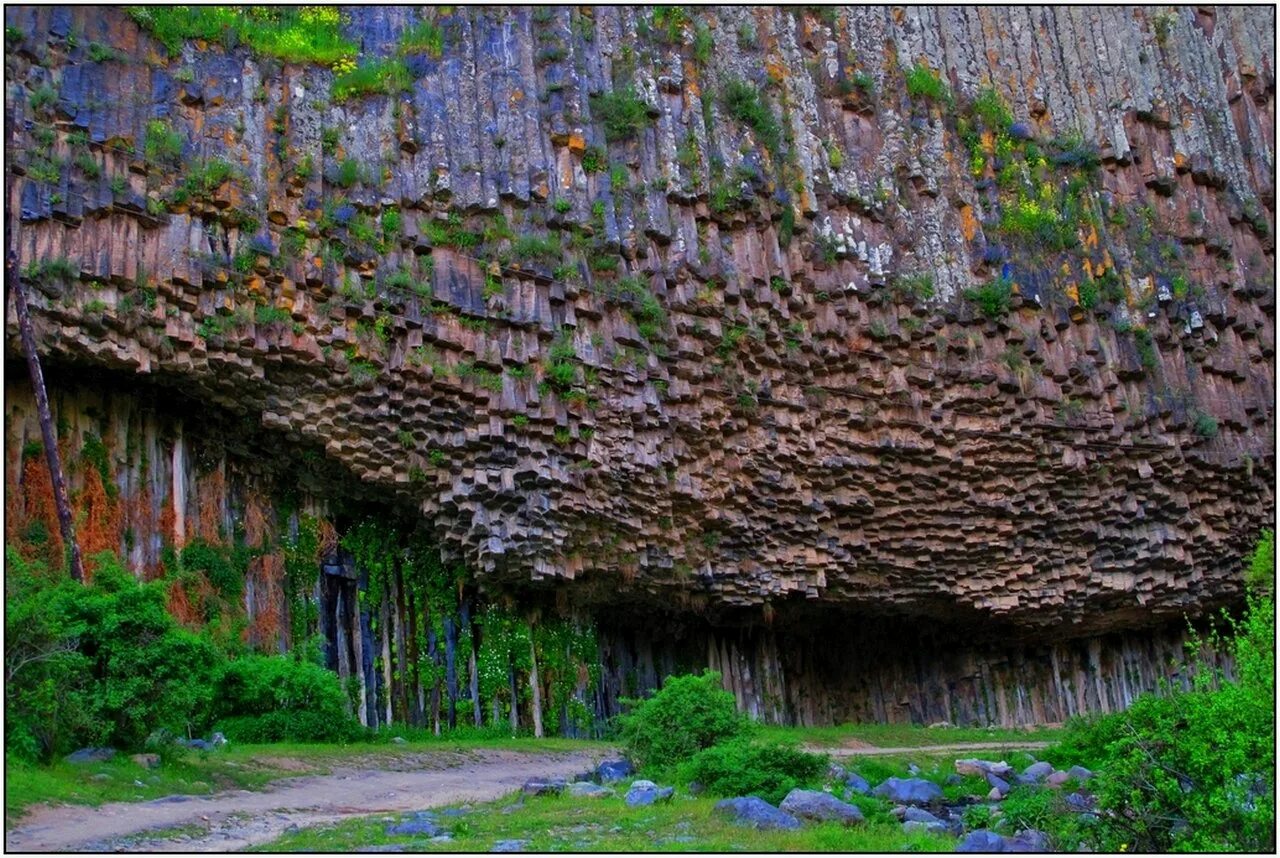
[28,83,57,112]
[583,145,606,174]
[144,120,184,165]
[1077,279,1100,310]
[904,63,948,103]
[332,57,412,102]
[126,5,356,65]
[720,79,781,152]
[964,276,1013,320]
[591,87,652,143]
[971,87,1012,131]
[5,549,219,760]
[1133,326,1157,370]
[399,19,443,58]
[1192,411,1219,439]
[692,22,714,66]
[681,738,827,805]
[616,670,745,774]
[1246,529,1273,594]
[1046,531,1276,853]
[512,234,560,263]
[213,655,360,743]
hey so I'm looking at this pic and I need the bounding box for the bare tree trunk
[529,633,544,739]
[8,259,83,582]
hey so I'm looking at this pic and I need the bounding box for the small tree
[616,670,744,773]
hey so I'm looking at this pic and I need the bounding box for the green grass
[6,733,613,825]
[5,751,289,825]
[254,790,958,852]
[126,6,355,64]
[756,721,1063,749]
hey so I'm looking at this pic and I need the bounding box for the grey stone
[210,732,227,747]
[956,759,1014,778]
[902,819,949,836]
[779,789,865,825]
[1007,829,1052,852]
[1064,792,1096,813]
[491,840,530,852]
[391,736,407,744]
[66,747,116,764]
[903,806,943,825]
[713,797,802,830]
[522,777,566,796]
[624,780,673,807]
[567,781,612,798]
[1045,770,1071,787]
[131,753,161,769]
[958,830,1009,852]
[872,777,944,804]
[1021,762,1054,782]
[845,772,871,794]
[597,759,632,782]
[986,773,1011,796]
[1066,766,1093,782]
[386,818,441,837]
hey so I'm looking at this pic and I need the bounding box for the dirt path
[6,748,606,853]
[815,740,1052,757]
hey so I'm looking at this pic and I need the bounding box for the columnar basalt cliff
[4,6,1274,728]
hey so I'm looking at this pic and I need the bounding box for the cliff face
[4,6,1274,725]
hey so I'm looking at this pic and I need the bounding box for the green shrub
[144,120,185,164]
[5,549,220,759]
[682,737,827,805]
[616,670,745,773]
[591,87,651,143]
[1044,531,1275,853]
[213,654,360,743]
[964,276,1013,320]
[971,87,1012,130]
[720,79,781,152]
[128,6,356,64]
[904,63,948,103]
[332,57,412,102]
[399,20,443,58]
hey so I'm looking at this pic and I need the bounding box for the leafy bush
[5,549,220,759]
[682,737,827,805]
[591,87,652,143]
[213,654,360,743]
[964,276,1013,320]
[332,57,412,102]
[904,63,948,103]
[616,670,745,772]
[720,79,781,152]
[1044,531,1275,853]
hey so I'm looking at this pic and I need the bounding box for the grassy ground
[6,721,1051,828]
[758,721,1064,748]
[254,790,959,853]
[5,734,615,825]
[4,752,287,825]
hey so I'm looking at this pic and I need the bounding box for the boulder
[210,732,227,747]
[522,777,566,796]
[1064,792,1096,813]
[66,747,116,764]
[386,818,441,837]
[624,780,673,807]
[986,773,1011,796]
[779,789,865,825]
[1045,770,1071,787]
[567,781,612,798]
[903,806,943,825]
[131,753,161,770]
[987,787,1003,801]
[184,739,213,751]
[958,830,1009,852]
[1007,829,1051,852]
[872,777,944,804]
[1066,765,1093,782]
[1020,762,1054,783]
[391,736,407,745]
[597,759,632,783]
[956,759,1013,778]
[713,797,802,830]
[491,840,530,852]
[844,772,871,794]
